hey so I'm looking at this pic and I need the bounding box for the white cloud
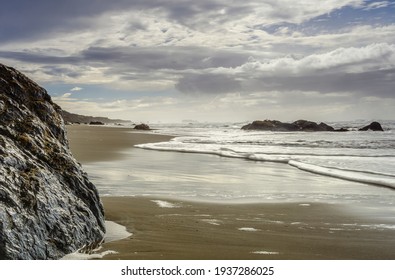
[54,92,73,101]
[260,0,364,23]
[230,43,395,76]
[175,43,395,98]
[363,1,390,10]
[1,0,394,122]
[272,24,395,53]
[70,87,83,91]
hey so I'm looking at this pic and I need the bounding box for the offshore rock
[241,120,335,132]
[0,64,105,259]
[242,120,385,132]
[358,121,384,131]
[292,120,335,132]
[134,123,150,130]
[89,121,105,125]
[241,120,298,131]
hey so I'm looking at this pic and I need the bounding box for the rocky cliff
[0,64,105,259]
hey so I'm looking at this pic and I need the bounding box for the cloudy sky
[1,0,394,123]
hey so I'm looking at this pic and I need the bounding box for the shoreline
[65,125,395,260]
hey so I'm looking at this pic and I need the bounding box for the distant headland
[61,110,131,125]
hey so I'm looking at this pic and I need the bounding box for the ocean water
[139,120,395,189]
[84,120,395,220]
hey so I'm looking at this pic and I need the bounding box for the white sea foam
[61,249,117,260]
[151,200,181,208]
[201,219,222,226]
[289,160,395,189]
[238,227,260,232]
[105,221,132,243]
[138,141,395,189]
[61,221,131,260]
[136,122,395,190]
[360,224,395,230]
[251,251,279,255]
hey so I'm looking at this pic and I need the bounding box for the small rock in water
[358,121,384,131]
[134,123,150,130]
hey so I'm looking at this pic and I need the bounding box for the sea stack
[0,64,105,259]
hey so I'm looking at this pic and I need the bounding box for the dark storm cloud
[40,65,83,79]
[0,0,239,42]
[82,46,251,85]
[0,45,248,70]
[174,42,395,97]
[2,0,360,43]
[2,43,394,99]
[0,0,111,42]
[176,73,241,94]
[80,46,249,71]
[243,68,395,98]
[173,68,395,97]
[2,1,116,41]
[1,0,393,102]
[0,50,79,64]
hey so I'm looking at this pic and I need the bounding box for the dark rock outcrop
[134,123,150,130]
[242,119,385,132]
[0,64,105,259]
[241,120,298,131]
[358,122,384,131]
[334,127,350,132]
[293,120,335,132]
[241,120,335,132]
[89,121,105,125]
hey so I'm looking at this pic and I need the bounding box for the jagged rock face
[0,64,105,259]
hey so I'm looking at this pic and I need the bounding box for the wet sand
[66,125,395,260]
[66,125,173,163]
[99,197,395,260]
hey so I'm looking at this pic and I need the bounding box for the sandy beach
[99,196,395,260]
[66,125,395,260]
[66,125,173,163]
